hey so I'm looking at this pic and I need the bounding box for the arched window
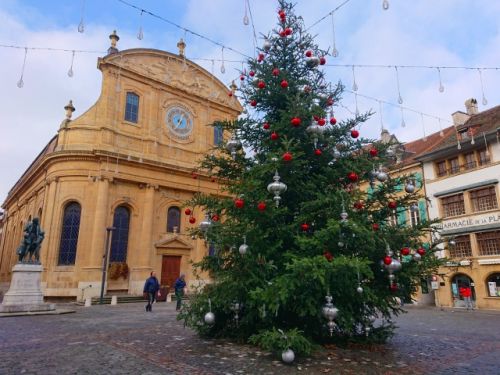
[167,206,180,233]
[214,125,223,146]
[58,202,81,265]
[486,273,500,297]
[110,206,130,263]
[125,92,139,123]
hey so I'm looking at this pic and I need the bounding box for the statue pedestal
[0,263,55,313]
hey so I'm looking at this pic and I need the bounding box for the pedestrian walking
[459,283,473,310]
[143,271,160,312]
[174,274,187,311]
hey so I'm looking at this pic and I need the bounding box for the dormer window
[125,92,139,123]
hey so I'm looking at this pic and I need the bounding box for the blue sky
[1,0,500,202]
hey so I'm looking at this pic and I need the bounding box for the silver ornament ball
[357,286,364,294]
[387,258,402,272]
[281,349,295,364]
[377,171,388,182]
[413,252,422,262]
[239,244,248,255]
[405,183,416,194]
[204,311,215,325]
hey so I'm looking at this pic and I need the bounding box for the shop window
[214,125,223,146]
[125,92,139,123]
[436,160,447,177]
[486,273,500,297]
[464,152,476,170]
[470,186,498,212]
[57,202,81,265]
[167,206,181,233]
[449,157,460,174]
[110,206,130,262]
[451,274,476,308]
[449,235,472,258]
[476,230,500,256]
[441,193,465,217]
[478,148,491,166]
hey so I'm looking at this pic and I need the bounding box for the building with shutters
[418,99,500,310]
[0,32,242,300]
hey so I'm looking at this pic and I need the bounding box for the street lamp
[100,226,115,304]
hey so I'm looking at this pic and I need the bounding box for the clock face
[166,106,194,140]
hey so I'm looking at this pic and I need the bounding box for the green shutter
[415,172,423,188]
[397,207,407,226]
[418,200,427,221]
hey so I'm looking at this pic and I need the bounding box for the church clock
[166,105,194,140]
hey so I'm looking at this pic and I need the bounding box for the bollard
[84,297,92,307]
[111,295,118,305]
[167,293,172,303]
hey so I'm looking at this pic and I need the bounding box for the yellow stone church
[0,32,242,300]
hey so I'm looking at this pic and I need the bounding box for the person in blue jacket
[143,271,160,312]
[174,274,186,311]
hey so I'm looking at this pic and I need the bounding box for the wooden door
[161,255,181,296]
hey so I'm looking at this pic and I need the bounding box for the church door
[161,255,181,297]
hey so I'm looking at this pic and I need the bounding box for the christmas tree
[180,0,441,360]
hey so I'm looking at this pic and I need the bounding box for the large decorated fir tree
[180,0,441,360]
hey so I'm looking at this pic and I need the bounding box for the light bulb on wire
[243,0,249,25]
[382,0,389,10]
[67,50,75,77]
[78,0,86,33]
[220,47,226,74]
[17,47,28,88]
[137,11,144,40]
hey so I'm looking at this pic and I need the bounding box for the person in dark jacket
[143,271,160,312]
[174,274,186,311]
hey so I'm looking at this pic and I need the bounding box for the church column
[129,184,157,294]
[41,177,58,269]
[88,176,110,270]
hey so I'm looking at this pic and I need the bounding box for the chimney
[380,129,391,144]
[465,98,479,115]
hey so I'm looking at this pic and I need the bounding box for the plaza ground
[0,302,499,374]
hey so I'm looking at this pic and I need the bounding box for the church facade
[0,34,241,300]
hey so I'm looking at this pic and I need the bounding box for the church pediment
[155,235,193,251]
[99,48,242,113]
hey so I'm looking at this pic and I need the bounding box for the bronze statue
[16,218,45,263]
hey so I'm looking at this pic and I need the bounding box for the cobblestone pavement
[1,303,499,375]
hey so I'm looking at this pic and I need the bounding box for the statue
[16,218,45,263]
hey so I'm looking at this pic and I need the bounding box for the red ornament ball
[324,251,333,262]
[401,247,411,256]
[211,214,220,222]
[383,256,393,265]
[318,118,326,126]
[250,99,257,107]
[326,97,334,106]
[313,115,320,121]
[189,216,196,224]
[330,117,337,125]
[390,283,398,292]
[257,53,265,62]
[388,201,397,210]
[271,132,279,140]
[417,247,426,256]
[301,223,309,232]
[263,122,270,130]
[347,171,359,182]
[282,152,293,162]
[284,27,293,36]
[184,208,192,216]
[291,117,301,127]
[279,30,286,37]
[240,74,245,81]
[211,178,216,183]
[234,198,245,209]
[319,56,326,65]
[314,149,322,156]
[257,202,267,212]
[369,148,378,157]
[280,80,289,89]
[257,80,266,89]
[372,223,380,231]
[354,201,364,210]
[278,10,286,20]
[249,70,255,77]
[351,129,360,138]
[192,173,198,179]
[272,68,280,76]
[228,91,233,97]
[305,50,313,57]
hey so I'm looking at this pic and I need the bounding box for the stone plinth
[0,263,55,313]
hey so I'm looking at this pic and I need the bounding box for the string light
[331,13,338,58]
[137,10,144,40]
[243,0,249,26]
[478,69,488,106]
[378,101,384,132]
[351,66,358,92]
[78,0,86,33]
[382,0,390,10]
[400,106,406,128]
[246,0,258,57]
[67,50,75,77]
[437,67,444,93]
[354,92,359,117]
[17,47,28,88]
[220,47,226,74]
[394,66,403,104]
